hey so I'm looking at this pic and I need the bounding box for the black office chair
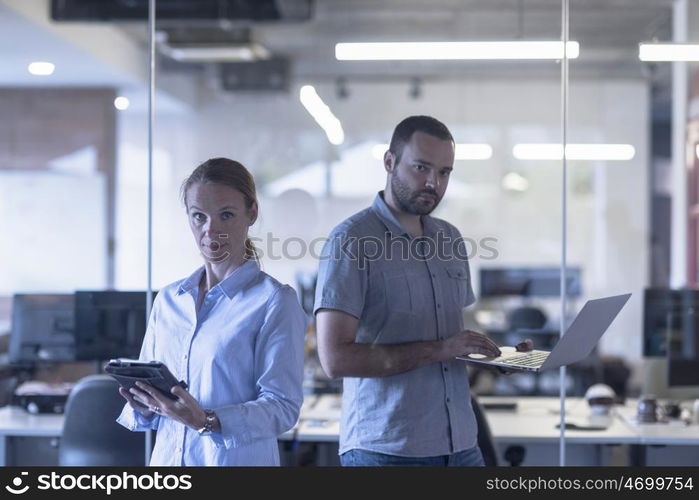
[508,306,547,331]
[472,396,527,466]
[59,375,146,466]
[471,396,498,466]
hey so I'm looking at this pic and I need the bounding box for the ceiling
[126,0,675,81]
[0,2,135,87]
[0,0,676,90]
[260,0,673,80]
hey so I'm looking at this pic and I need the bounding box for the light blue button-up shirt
[314,192,478,457]
[117,259,306,466]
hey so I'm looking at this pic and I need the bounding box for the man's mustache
[415,189,438,198]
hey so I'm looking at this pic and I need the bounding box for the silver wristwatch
[197,409,216,435]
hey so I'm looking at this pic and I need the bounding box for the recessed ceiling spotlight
[114,96,130,111]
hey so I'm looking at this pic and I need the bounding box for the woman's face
[185,182,257,264]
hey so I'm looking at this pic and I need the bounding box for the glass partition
[15,0,699,467]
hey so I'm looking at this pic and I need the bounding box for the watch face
[198,409,216,435]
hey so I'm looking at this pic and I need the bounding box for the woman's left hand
[130,382,206,430]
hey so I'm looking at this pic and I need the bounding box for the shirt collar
[176,259,260,300]
[371,191,440,238]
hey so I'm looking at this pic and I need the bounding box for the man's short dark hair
[388,115,454,164]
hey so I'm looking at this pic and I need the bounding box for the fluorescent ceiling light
[299,85,344,146]
[28,61,55,76]
[159,43,270,62]
[336,41,579,61]
[114,96,130,111]
[639,43,699,62]
[513,143,635,161]
[371,143,492,160]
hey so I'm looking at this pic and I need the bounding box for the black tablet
[105,359,187,401]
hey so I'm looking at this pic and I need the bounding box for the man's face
[387,131,455,215]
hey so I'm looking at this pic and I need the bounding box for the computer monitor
[74,291,155,361]
[9,294,76,364]
[642,288,699,387]
[643,288,681,357]
[479,267,582,298]
[667,291,699,387]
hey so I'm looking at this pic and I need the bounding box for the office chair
[508,306,547,331]
[472,396,527,466]
[471,396,498,466]
[59,375,145,466]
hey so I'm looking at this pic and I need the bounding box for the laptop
[458,293,631,372]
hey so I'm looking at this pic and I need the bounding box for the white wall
[115,106,201,290]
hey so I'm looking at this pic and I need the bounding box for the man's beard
[391,174,442,215]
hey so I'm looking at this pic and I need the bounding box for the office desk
[288,395,699,465]
[0,406,64,466]
[296,419,340,442]
[615,406,699,466]
[301,393,341,421]
[0,405,300,466]
[278,394,319,441]
[292,396,638,443]
[483,397,638,444]
[481,397,638,465]
[288,396,641,465]
[2,396,698,466]
[616,406,699,445]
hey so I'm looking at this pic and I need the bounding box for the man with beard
[314,115,502,466]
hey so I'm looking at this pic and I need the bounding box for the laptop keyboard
[503,351,549,367]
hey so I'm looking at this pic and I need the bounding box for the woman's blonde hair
[180,157,259,261]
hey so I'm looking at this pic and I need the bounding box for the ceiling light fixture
[513,143,635,161]
[300,85,344,146]
[28,61,55,76]
[335,41,579,61]
[114,96,130,111]
[639,43,699,62]
[159,44,270,62]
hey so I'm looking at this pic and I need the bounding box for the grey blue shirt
[117,259,306,466]
[314,192,478,457]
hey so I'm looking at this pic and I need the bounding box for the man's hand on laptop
[496,339,535,375]
[441,330,501,361]
[515,339,534,352]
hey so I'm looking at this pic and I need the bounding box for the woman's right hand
[119,386,155,418]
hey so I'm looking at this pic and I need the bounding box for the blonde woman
[117,158,306,466]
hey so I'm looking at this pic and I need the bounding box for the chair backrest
[59,375,145,466]
[508,306,547,330]
[471,396,498,466]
